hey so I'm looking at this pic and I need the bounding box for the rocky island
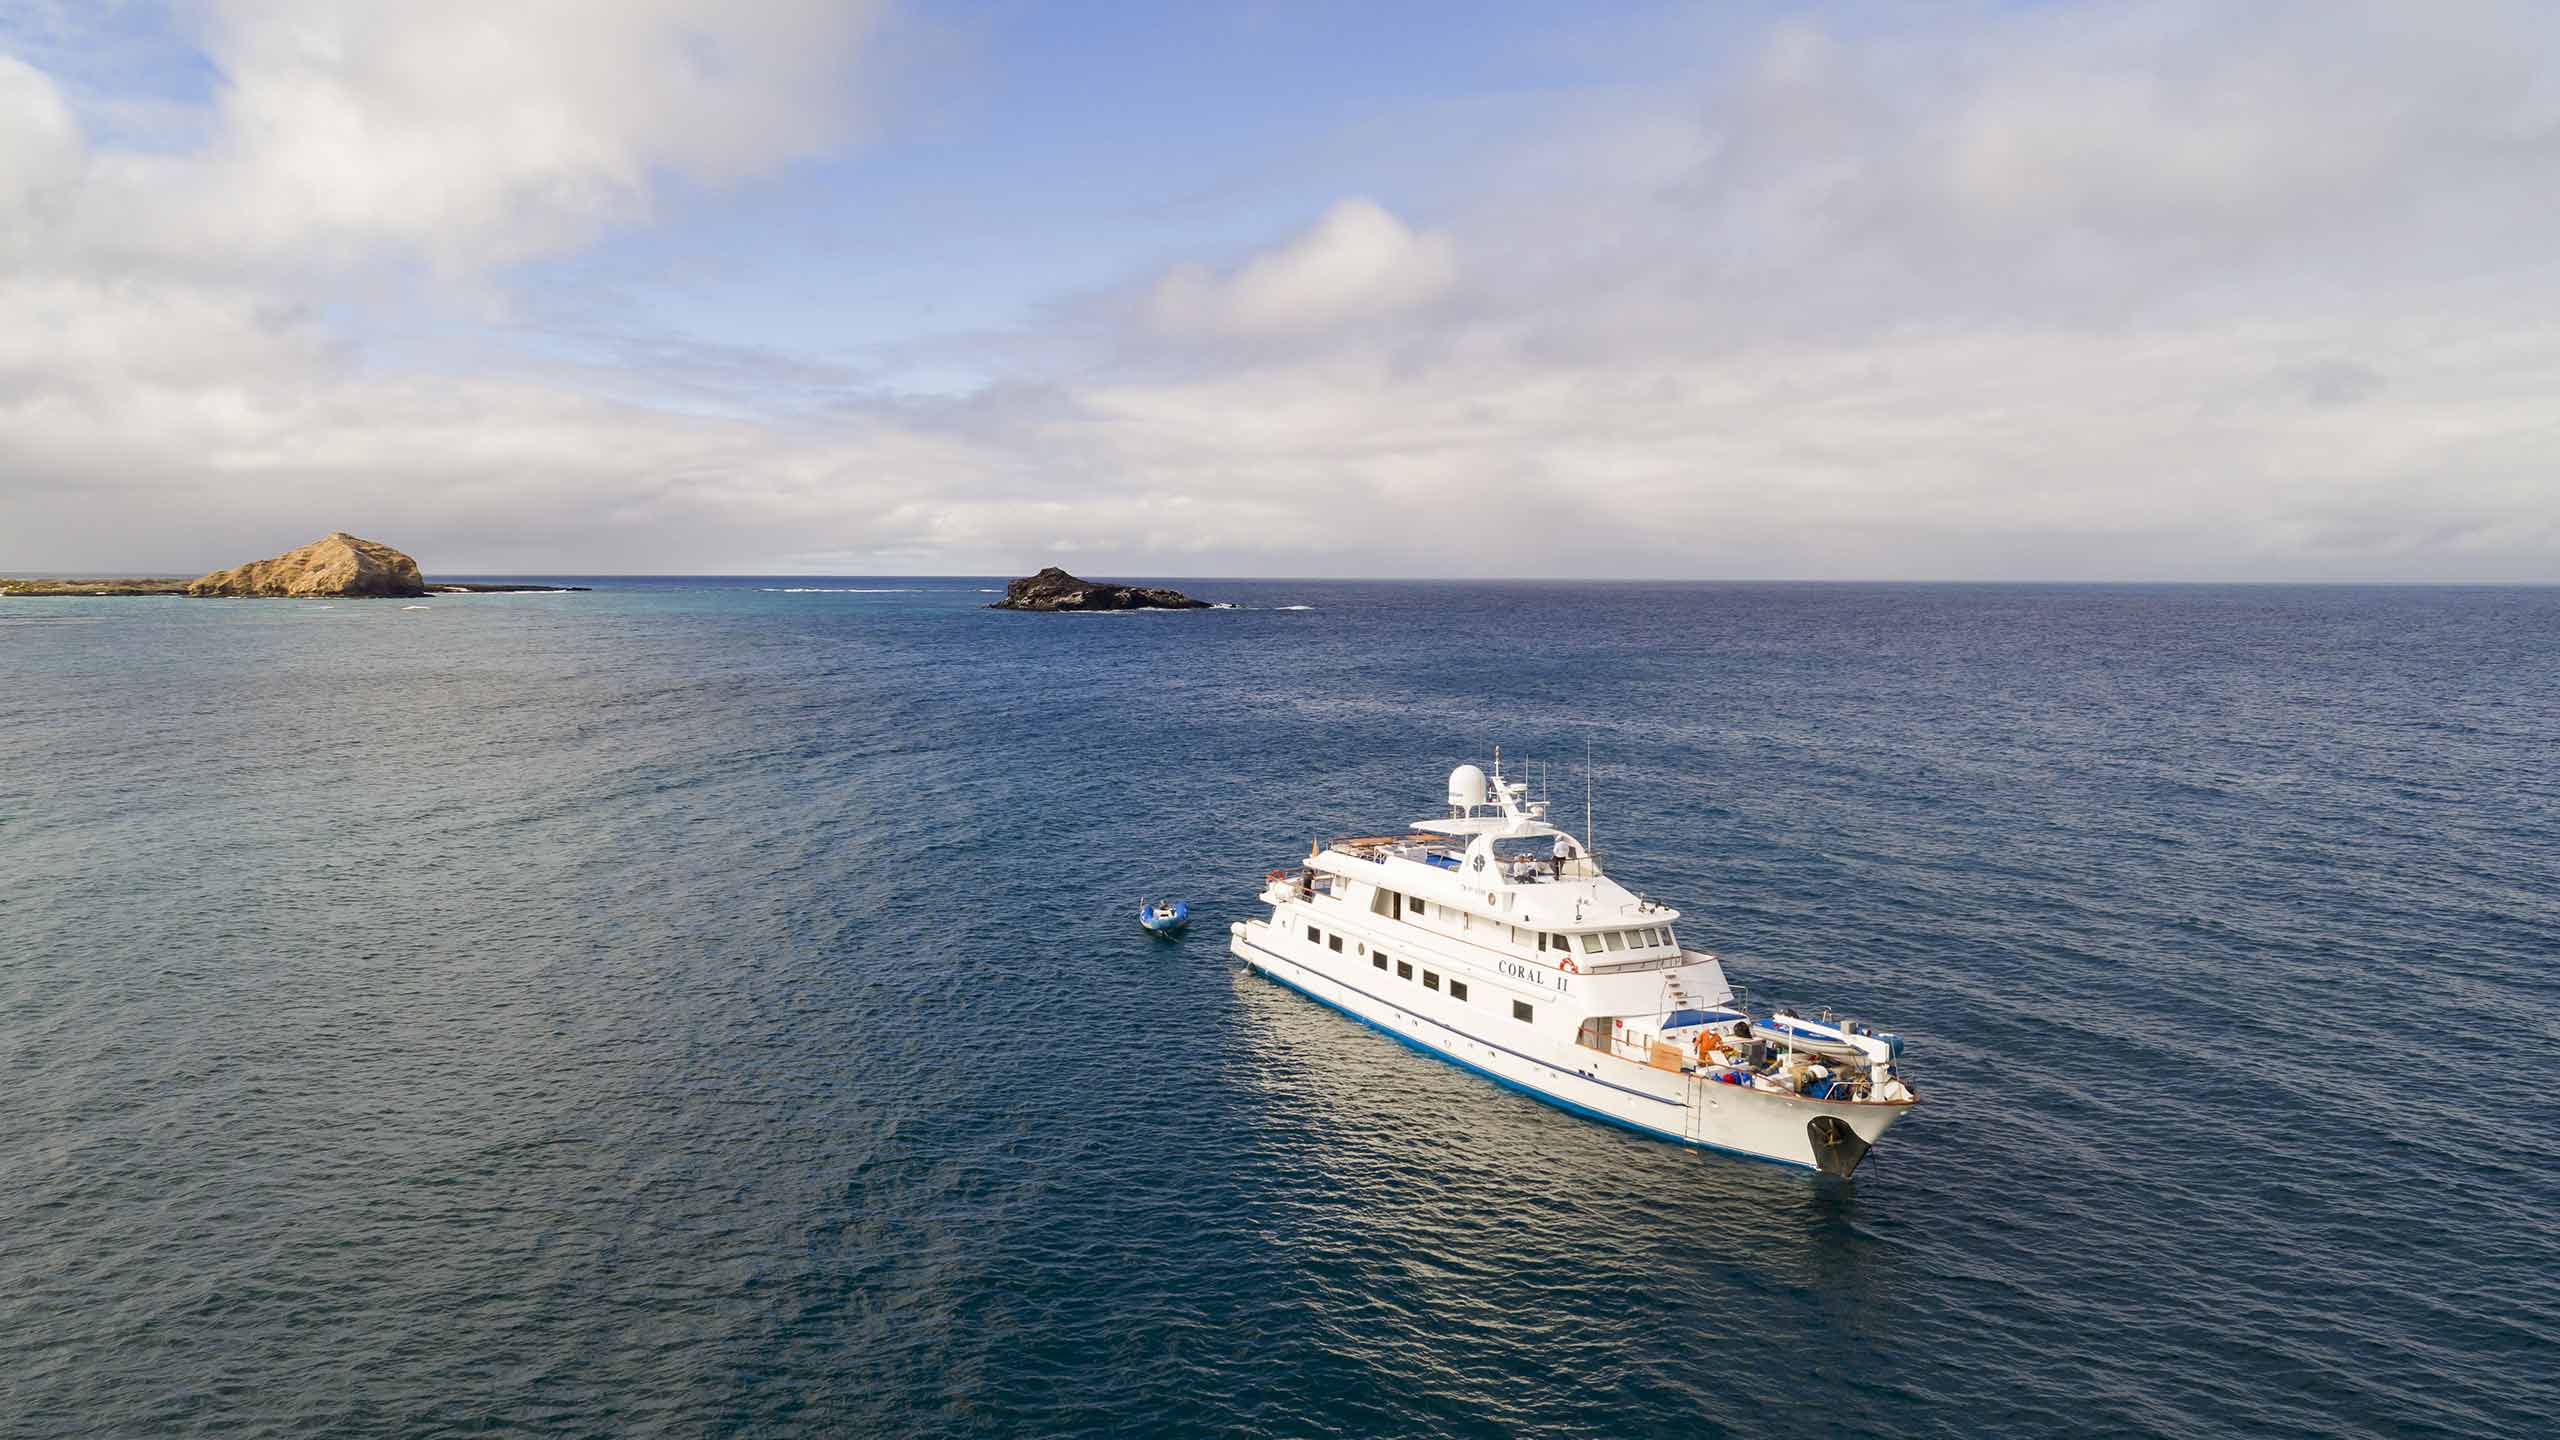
[189,532,428,597]
[2,532,588,598]
[989,566,1215,612]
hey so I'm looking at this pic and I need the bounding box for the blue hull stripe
[1238,936,1818,1171]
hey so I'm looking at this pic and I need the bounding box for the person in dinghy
[1138,898,1191,937]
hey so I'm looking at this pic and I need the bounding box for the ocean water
[3,580,2554,1439]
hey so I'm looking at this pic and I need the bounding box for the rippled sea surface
[4,580,2555,1438]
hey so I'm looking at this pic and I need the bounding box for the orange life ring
[1265,869,1288,883]
[1558,957,1580,974]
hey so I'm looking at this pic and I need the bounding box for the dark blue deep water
[4,581,2555,1438]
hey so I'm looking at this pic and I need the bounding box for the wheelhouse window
[1536,932,1549,951]
[1423,971,1440,991]
[1604,931,1628,952]
[1396,960,1413,980]
[1410,899,1427,916]
[1449,981,1469,1001]
[1579,933,1601,953]
[1513,1000,1533,1022]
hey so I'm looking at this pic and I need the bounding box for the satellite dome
[1448,764,1490,810]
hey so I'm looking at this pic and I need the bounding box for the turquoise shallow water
[4,580,2555,1438]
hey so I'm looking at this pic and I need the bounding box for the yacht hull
[1235,919,1905,1175]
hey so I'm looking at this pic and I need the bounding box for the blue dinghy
[1138,899,1190,937]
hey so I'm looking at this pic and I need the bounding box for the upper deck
[1289,755,1704,981]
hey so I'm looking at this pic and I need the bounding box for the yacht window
[1423,970,1440,991]
[1536,932,1548,951]
[1305,925,1319,944]
[1550,933,1569,950]
[1513,1000,1533,1023]
[1664,928,1677,950]
[1328,934,1343,953]
[1449,981,1469,1002]
[1579,933,1602,953]
[1396,961,1413,980]
[1411,899,1427,916]
[1605,931,1628,952]
[1373,953,1387,971]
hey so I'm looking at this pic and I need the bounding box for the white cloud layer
[1145,199,1457,341]
[60,0,879,275]
[2,0,2557,579]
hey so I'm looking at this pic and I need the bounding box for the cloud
[1144,198,1456,340]
[51,0,883,277]
[0,54,82,248]
[3,1,2558,580]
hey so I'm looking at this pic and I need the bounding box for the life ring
[1558,957,1580,974]
[1265,869,1288,883]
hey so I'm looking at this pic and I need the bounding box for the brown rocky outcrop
[989,566,1214,611]
[187,533,428,598]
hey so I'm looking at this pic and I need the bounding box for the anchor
[1807,1115,1873,1179]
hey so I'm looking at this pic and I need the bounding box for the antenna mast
[1584,733,1594,857]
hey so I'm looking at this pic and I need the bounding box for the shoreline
[0,578,591,597]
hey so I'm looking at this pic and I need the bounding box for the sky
[2,0,2556,580]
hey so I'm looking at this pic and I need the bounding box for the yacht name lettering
[1498,959,1554,988]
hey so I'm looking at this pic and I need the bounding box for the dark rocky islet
[990,566,1214,611]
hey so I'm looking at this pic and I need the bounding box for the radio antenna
[1584,732,1594,857]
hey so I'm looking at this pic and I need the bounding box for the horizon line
[9,569,2560,588]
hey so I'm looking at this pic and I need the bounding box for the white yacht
[1230,754,1918,1177]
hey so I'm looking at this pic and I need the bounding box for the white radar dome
[1448,764,1490,810]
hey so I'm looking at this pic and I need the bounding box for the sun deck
[1326,833,1603,885]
